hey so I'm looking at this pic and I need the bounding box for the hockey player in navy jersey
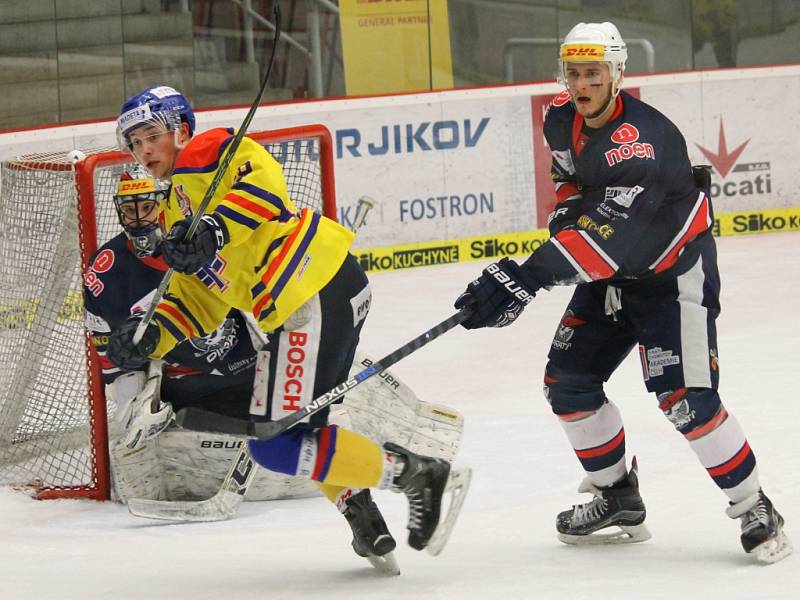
[105,86,469,560]
[455,22,790,563]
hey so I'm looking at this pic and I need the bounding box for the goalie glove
[162,213,229,274]
[116,360,174,450]
[455,258,537,330]
[107,317,160,370]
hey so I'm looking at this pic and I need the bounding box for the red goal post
[0,124,337,500]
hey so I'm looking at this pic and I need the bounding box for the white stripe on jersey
[648,191,708,271]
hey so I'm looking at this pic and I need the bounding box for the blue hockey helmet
[116,86,195,151]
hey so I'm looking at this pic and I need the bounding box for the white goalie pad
[330,349,464,462]
[110,349,464,503]
[111,430,319,503]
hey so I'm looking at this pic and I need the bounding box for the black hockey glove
[547,196,582,237]
[454,258,537,330]
[107,318,160,371]
[162,214,229,274]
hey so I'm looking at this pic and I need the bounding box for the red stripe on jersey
[223,192,277,220]
[575,428,625,458]
[608,95,624,121]
[157,303,198,340]
[252,210,310,315]
[556,182,580,204]
[164,365,204,378]
[571,113,584,156]
[252,289,274,317]
[707,442,752,477]
[136,250,168,271]
[98,354,114,369]
[556,230,617,280]
[651,193,711,274]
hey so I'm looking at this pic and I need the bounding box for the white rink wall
[1,65,799,251]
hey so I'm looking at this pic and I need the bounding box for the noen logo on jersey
[561,44,605,61]
[605,123,655,167]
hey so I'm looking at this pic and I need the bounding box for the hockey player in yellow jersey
[107,86,468,563]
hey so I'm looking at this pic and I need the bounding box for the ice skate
[557,457,651,545]
[385,442,471,556]
[727,490,792,564]
[342,489,399,575]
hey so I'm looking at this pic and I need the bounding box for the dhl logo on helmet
[561,44,605,61]
[117,179,157,196]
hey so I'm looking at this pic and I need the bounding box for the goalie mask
[558,22,627,104]
[116,86,195,159]
[113,166,170,257]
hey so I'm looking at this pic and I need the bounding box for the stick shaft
[253,308,470,440]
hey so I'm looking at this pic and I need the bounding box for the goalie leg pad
[109,440,166,502]
[334,350,465,461]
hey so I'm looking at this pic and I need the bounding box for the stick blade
[128,446,256,522]
[127,490,243,522]
[253,420,287,440]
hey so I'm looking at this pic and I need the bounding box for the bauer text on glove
[454,258,538,329]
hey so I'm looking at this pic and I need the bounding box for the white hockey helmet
[559,22,627,96]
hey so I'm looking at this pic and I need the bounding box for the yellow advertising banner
[338,0,454,95]
[348,207,800,273]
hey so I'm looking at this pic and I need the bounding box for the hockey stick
[132,5,282,345]
[127,307,472,522]
[252,308,471,441]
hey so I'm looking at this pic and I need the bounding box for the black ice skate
[385,441,471,556]
[726,490,793,564]
[342,489,399,575]
[557,457,651,545]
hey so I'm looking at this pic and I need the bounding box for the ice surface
[2,232,798,599]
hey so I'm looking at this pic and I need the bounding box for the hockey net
[0,125,336,499]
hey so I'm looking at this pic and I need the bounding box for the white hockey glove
[116,360,174,450]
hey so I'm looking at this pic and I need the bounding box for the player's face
[119,200,158,229]
[127,123,187,179]
[118,198,158,230]
[564,62,614,120]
